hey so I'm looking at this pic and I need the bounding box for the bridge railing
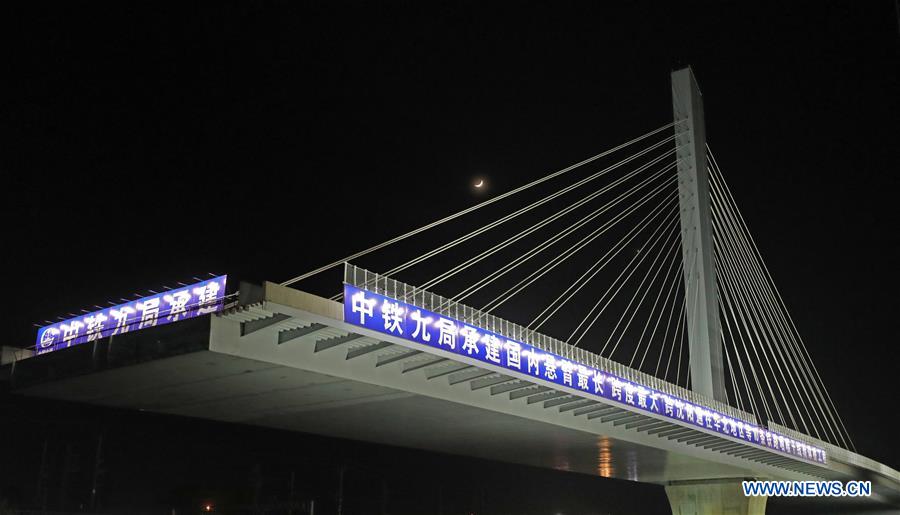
[770,422,900,483]
[344,263,758,428]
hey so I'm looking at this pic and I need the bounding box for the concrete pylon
[666,479,768,515]
[672,66,728,403]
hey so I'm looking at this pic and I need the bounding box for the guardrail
[770,422,900,484]
[345,263,759,428]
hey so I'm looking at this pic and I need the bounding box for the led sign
[36,276,227,354]
[343,283,826,464]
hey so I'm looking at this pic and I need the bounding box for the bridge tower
[672,67,728,403]
[668,67,768,515]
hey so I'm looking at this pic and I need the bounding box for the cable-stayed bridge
[5,67,899,514]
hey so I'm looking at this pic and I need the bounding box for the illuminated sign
[343,284,826,464]
[36,276,228,354]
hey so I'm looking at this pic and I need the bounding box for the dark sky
[4,0,898,474]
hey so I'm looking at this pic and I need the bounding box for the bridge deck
[7,282,899,507]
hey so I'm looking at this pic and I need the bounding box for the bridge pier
[665,479,767,515]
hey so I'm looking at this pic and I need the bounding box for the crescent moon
[475,180,484,188]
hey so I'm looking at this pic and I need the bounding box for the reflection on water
[626,449,638,481]
[553,444,572,472]
[596,436,615,477]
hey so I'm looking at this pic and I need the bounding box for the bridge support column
[672,66,728,403]
[665,479,767,515]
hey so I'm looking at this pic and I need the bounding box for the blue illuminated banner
[36,276,228,354]
[343,284,826,464]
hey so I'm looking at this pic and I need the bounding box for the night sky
[3,2,899,511]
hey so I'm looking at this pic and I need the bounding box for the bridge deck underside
[13,300,837,487]
[18,347,761,484]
